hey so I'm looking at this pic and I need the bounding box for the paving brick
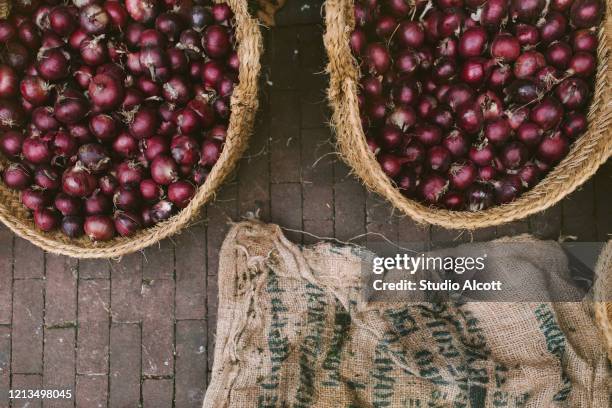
[77,280,109,375]
[563,181,598,241]
[110,253,142,323]
[594,162,612,241]
[207,182,237,277]
[366,193,398,250]
[175,222,206,320]
[430,226,467,248]
[470,226,497,242]
[302,128,334,222]
[268,28,300,90]
[142,279,174,377]
[398,217,429,252]
[78,259,110,280]
[45,256,77,327]
[143,239,175,280]
[271,183,303,243]
[142,379,173,408]
[275,0,324,26]
[334,162,366,243]
[109,324,140,408]
[13,238,44,279]
[238,101,271,221]
[529,204,562,240]
[43,328,75,408]
[12,279,43,374]
[496,219,530,238]
[303,220,334,245]
[175,321,206,408]
[0,326,10,403]
[206,275,218,379]
[11,374,42,408]
[75,375,107,408]
[270,90,301,183]
[300,88,329,130]
[0,227,12,325]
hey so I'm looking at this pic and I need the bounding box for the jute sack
[324,0,612,230]
[204,221,610,408]
[0,0,261,258]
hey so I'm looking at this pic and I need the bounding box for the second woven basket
[324,0,612,230]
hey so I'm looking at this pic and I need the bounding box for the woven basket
[324,0,612,230]
[594,240,612,362]
[0,0,262,258]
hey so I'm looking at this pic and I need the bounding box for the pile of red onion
[0,0,238,240]
[351,0,603,211]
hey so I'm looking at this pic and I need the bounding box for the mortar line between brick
[73,260,79,408]
[172,239,177,408]
[9,234,14,408]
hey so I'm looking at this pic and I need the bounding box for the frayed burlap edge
[593,240,612,362]
[324,0,612,230]
[0,0,262,258]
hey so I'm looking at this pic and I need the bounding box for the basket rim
[0,0,262,258]
[324,0,612,230]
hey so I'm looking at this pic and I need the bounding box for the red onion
[34,208,59,232]
[202,25,231,59]
[151,155,179,185]
[61,216,84,238]
[85,191,112,215]
[414,123,443,146]
[200,140,222,167]
[517,122,544,146]
[511,0,545,22]
[561,111,588,138]
[491,33,520,62]
[480,0,508,28]
[570,0,604,29]
[514,51,546,78]
[492,175,522,204]
[98,175,119,196]
[37,48,70,81]
[114,212,141,237]
[501,142,529,169]
[458,27,487,58]
[567,51,596,77]
[62,165,97,197]
[23,136,52,164]
[365,43,391,75]
[0,65,18,98]
[0,130,24,158]
[78,143,111,173]
[466,185,494,210]
[426,146,452,172]
[515,23,539,45]
[443,129,469,158]
[34,165,61,190]
[420,174,448,204]
[21,188,50,211]
[3,164,32,190]
[113,186,141,211]
[151,199,174,222]
[31,107,58,132]
[518,163,541,188]
[537,131,569,163]
[55,193,82,216]
[443,192,465,210]
[397,21,425,49]
[540,12,568,44]
[456,102,484,134]
[401,141,426,165]
[530,97,564,130]
[168,180,195,208]
[84,215,116,241]
[555,78,590,109]
[129,107,159,139]
[572,29,598,53]
[469,141,494,166]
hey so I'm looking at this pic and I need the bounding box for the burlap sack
[204,221,610,407]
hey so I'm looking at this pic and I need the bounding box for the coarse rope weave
[0,0,262,258]
[324,0,612,230]
[594,240,612,363]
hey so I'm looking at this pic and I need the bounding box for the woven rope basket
[0,0,262,258]
[324,0,612,230]
[594,240,612,362]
